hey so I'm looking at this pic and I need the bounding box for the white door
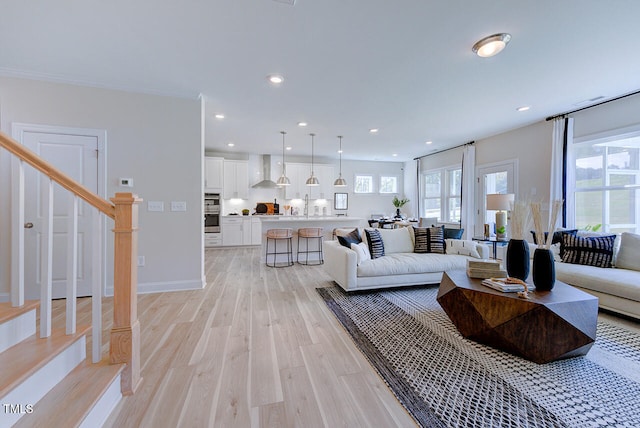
[20,129,101,299]
[475,160,518,236]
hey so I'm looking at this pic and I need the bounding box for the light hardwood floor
[90,247,418,427]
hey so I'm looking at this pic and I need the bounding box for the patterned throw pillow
[364,229,385,259]
[413,226,445,254]
[561,233,616,268]
[413,227,429,253]
[427,226,445,254]
[337,228,361,248]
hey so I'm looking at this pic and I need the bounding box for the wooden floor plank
[95,247,417,427]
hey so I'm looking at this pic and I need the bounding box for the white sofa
[324,227,489,292]
[552,232,640,320]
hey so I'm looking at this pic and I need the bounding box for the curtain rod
[545,89,640,121]
[413,141,474,161]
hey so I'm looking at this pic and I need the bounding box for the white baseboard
[105,278,205,296]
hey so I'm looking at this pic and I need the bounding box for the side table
[472,236,509,259]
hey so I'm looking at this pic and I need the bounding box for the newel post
[110,192,142,395]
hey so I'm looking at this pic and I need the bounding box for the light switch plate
[171,201,187,212]
[147,201,164,212]
[119,177,134,187]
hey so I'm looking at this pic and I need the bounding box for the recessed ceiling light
[516,106,530,112]
[425,141,433,145]
[337,149,343,154]
[369,128,379,133]
[298,122,308,127]
[215,114,225,119]
[392,153,398,157]
[267,74,284,84]
[286,146,292,151]
[472,33,511,58]
[227,142,235,147]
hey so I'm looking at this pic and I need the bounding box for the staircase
[0,130,142,427]
[0,302,123,427]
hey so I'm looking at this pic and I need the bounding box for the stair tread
[0,325,91,398]
[13,359,124,428]
[0,300,39,324]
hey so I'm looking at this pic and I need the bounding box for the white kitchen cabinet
[309,164,335,200]
[223,160,249,199]
[284,163,305,199]
[205,157,224,191]
[204,233,222,247]
[251,217,262,245]
[242,217,252,245]
[222,217,243,246]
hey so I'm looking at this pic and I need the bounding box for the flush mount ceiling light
[215,114,225,119]
[425,141,433,145]
[297,122,308,127]
[472,33,511,58]
[369,128,379,134]
[306,133,320,186]
[276,131,291,186]
[267,74,284,84]
[334,136,347,187]
[516,106,531,112]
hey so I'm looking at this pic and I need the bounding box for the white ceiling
[2,1,640,162]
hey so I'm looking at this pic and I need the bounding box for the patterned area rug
[317,285,640,428]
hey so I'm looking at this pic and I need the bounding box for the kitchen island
[259,216,364,264]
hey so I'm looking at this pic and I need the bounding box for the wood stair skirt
[0,301,124,427]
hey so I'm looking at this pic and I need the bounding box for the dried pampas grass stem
[510,200,531,240]
[531,200,563,249]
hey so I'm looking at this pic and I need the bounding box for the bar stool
[265,228,294,267]
[297,227,324,265]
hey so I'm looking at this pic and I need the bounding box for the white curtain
[550,117,574,228]
[461,144,475,239]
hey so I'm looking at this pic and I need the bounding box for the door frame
[11,123,108,297]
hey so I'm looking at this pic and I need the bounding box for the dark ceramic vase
[506,239,530,281]
[533,248,555,291]
[395,208,401,218]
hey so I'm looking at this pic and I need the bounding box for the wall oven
[204,193,221,233]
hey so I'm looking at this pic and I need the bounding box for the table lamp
[486,193,514,240]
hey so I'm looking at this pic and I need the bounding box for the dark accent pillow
[413,227,429,253]
[561,233,616,268]
[337,228,361,248]
[365,229,385,259]
[444,228,464,240]
[427,225,445,254]
[531,229,578,257]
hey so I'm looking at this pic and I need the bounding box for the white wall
[0,77,202,298]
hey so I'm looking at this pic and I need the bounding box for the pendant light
[276,131,290,186]
[305,133,320,186]
[334,135,347,187]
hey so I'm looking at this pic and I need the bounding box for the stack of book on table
[481,278,528,293]
[466,259,506,279]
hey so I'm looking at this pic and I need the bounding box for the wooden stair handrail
[0,130,115,219]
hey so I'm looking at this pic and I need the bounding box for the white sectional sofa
[553,231,640,319]
[324,227,489,292]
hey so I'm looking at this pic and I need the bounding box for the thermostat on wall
[119,178,133,187]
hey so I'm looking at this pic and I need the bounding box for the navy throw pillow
[444,228,464,240]
[337,228,361,248]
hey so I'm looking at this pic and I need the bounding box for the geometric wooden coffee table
[437,270,598,364]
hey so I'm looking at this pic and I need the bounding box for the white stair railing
[1,129,141,394]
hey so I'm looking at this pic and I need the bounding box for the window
[379,175,398,194]
[354,174,374,193]
[421,166,461,222]
[570,129,640,234]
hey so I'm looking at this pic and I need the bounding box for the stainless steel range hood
[251,154,279,189]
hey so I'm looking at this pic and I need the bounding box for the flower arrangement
[392,196,410,208]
